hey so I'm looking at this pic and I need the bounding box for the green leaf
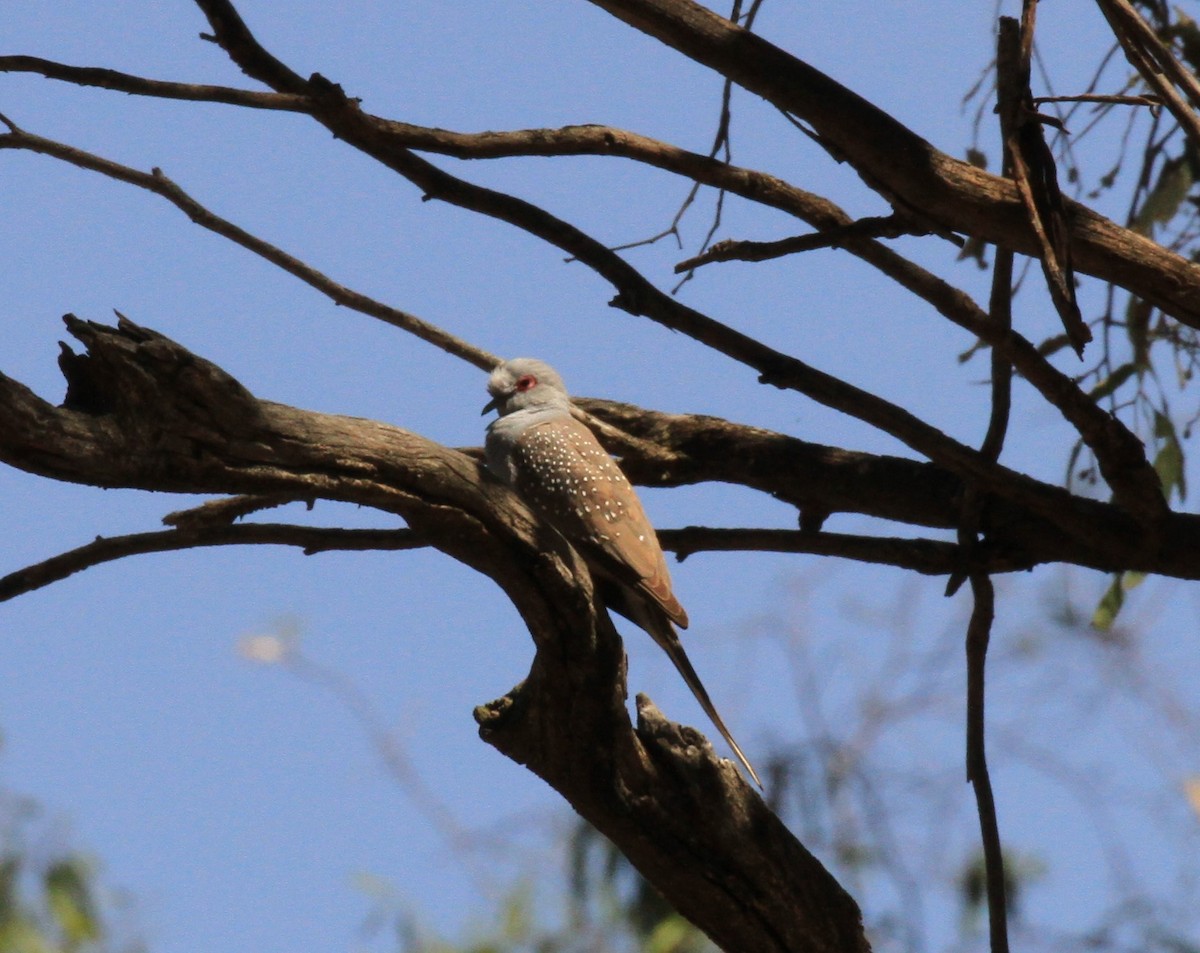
[1153,410,1187,502]
[45,857,100,949]
[1092,574,1125,631]
[646,913,703,953]
[1125,296,1153,368]
[1087,362,1139,401]
[1036,333,1073,358]
[1122,571,1148,591]
[1130,155,1192,236]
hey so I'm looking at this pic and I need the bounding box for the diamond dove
[482,357,760,787]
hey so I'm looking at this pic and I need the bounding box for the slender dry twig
[0,117,497,370]
[674,214,936,271]
[0,55,309,110]
[0,523,427,601]
[964,571,1007,953]
[1033,93,1163,108]
[1094,0,1200,147]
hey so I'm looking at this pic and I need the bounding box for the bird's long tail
[649,619,762,789]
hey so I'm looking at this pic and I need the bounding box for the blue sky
[2,2,1198,951]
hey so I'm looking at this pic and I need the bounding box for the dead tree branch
[0,314,869,953]
[0,41,1169,523]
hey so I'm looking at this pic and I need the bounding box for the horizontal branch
[662,527,1015,576]
[0,523,427,601]
[579,397,1200,580]
[0,55,309,110]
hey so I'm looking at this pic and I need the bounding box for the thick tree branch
[0,51,1167,521]
[580,398,1200,581]
[0,315,869,953]
[581,0,1200,326]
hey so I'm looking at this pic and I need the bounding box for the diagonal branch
[581,0,1200,325]
[1094,0,1200,148]
[0,115,497,371]
[0,51,1169,522]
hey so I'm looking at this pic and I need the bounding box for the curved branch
[0,523,426,601]
[0,314,870,953]
[0,55,308,110]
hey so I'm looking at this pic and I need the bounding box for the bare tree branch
[0,55,308,110]
[674,214,936,271]
[0,48,1170,521]
[0,117,497,370]
[0,312,872,953]
[579,398,1200,580]
[0,523,426,601]
[582,0,1200,326]
[1094,0,1200,148]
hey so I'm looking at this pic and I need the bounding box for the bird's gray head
[482,358,571,417]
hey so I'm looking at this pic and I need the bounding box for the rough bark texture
[0,316,869,953]
[4,2,1198,949]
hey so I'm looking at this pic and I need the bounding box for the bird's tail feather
[649,619,762,789]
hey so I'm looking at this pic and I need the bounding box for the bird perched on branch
[482,357,760,787]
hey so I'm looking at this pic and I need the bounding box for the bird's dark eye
[515,374,537,392]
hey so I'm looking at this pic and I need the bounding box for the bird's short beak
[481,395,501,416]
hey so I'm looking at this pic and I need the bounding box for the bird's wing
[514,418,688,628]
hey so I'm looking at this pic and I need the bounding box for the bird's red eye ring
[515,374,537,392]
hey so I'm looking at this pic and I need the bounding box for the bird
[482,357,761,787]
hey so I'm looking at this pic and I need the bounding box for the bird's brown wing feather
[513,419,688,628]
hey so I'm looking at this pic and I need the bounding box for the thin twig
[1033,93,1162,108]
[965,571,1008,953]
[0,524,427,601]
[0,124,498,370]
[675,214,940,272]
[0,55,309,110]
